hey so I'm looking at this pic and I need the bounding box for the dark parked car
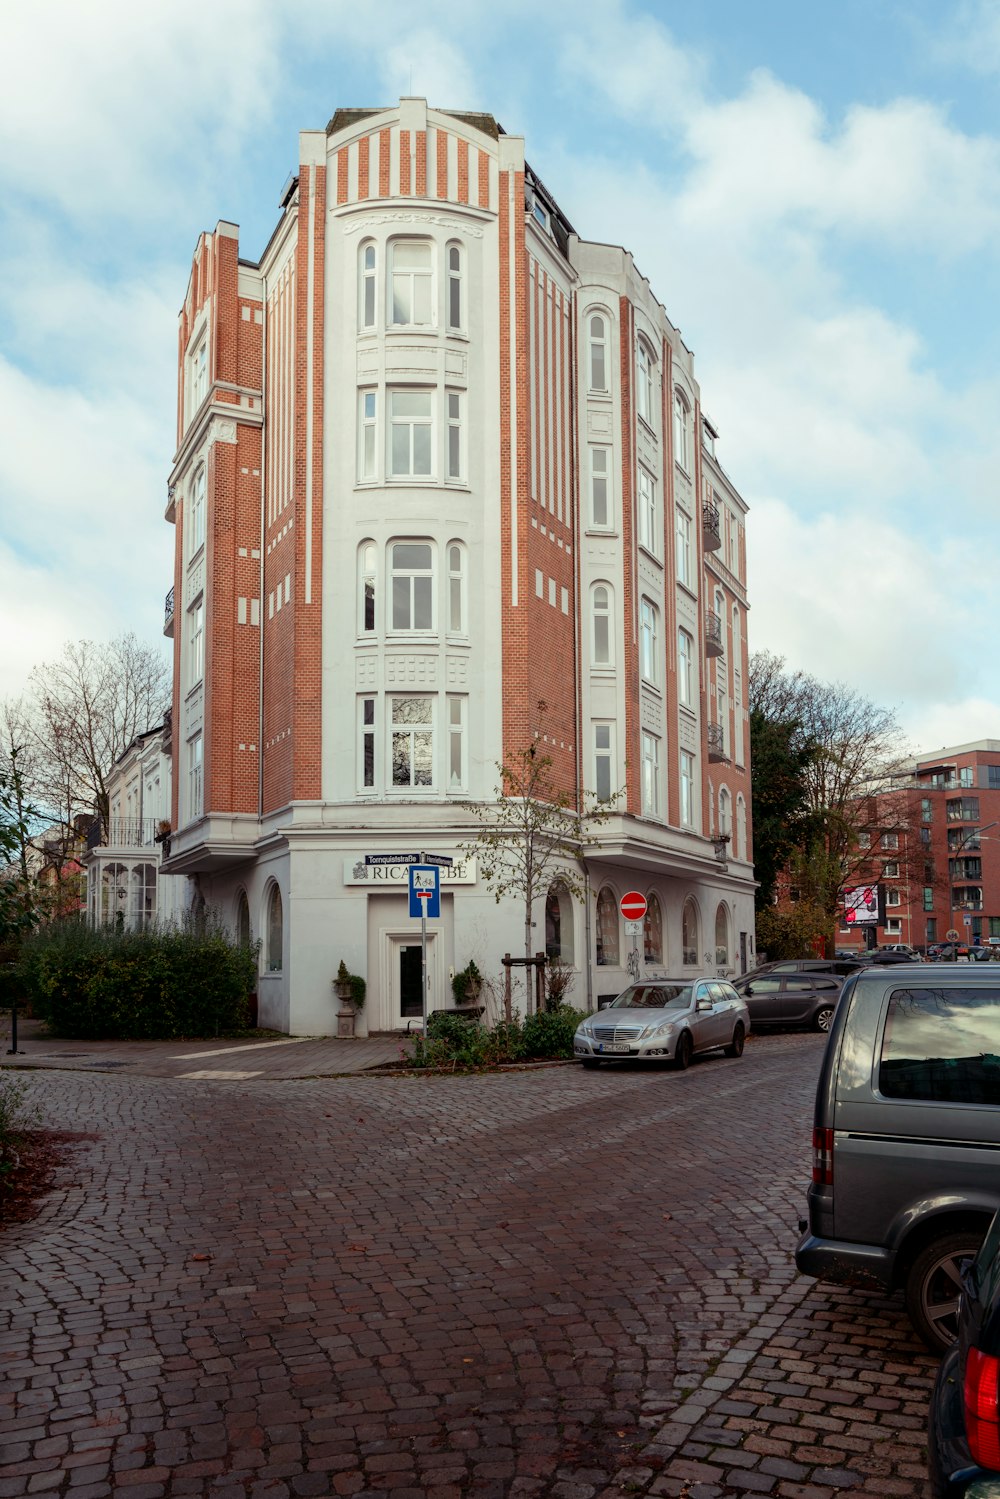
[796,964,1000,1353]
[741,957,864,982]
[733,971,843,1033]
[927,1207,1000,1496]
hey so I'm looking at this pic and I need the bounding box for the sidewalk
[0,1014,410,1080]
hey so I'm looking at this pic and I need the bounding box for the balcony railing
[87,817,161,851]
[164,586,175,639]
[705,609,724,657]
[702,501,722,552]
[707,723,728,763]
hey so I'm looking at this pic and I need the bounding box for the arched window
[589,313,608,392]
[674,389,691,472]
[359,241,376,329]
[391,240,433,326]
[360,542,377,633]
[736,794,748,862]
[447,242,463,331]
[682,897,699,966]
[447,543,466,633]
[236,889,251,947]
[596,886,619,966]
[715,903,730,967]
[636,338,654,426]
[545,883,574,966]
[592,584,612,666]
[719,786,731,839]
[644,893,663,964]
[266,884,283,972]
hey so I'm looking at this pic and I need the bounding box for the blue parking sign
[408,864,440,919]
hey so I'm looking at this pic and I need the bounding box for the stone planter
[334,979,356,1038]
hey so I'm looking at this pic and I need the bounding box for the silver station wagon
[573,978,750,1070]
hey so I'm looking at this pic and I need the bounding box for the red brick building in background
[161,100,755,1033]
[836,740,1000,954]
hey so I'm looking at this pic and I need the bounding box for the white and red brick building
[163,100,755,1034]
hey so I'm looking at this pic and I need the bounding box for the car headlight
[654,1020,676,1038]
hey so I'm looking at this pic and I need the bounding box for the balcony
[87,817,161,851]
[164,586,175,638]
[705,609,724,657]
[707,723,729,763]
[702,501,722,552]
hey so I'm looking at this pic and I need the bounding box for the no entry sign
[620,890,647,922]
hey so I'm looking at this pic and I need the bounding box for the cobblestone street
[1,1035,936,1497]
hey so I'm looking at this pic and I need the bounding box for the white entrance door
[388,933,437,1028]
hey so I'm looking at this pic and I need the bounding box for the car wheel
[904,1231,984,1354]
[724,1024,745,1058]
[581,1058,601,1070]
[673,1032,693,1070]
[814,1006,835,1033]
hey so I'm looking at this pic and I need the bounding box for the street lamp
[948,819,1000,959]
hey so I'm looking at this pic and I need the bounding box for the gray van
[795,964,1000,1352]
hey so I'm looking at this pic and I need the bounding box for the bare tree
[1,635,171,844]
[461,707,619,961]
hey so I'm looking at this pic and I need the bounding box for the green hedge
[410,1004,585,1069]
[18,919,258,1039]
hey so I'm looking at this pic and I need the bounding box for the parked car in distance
[864,949,920,964]
[796,963,1000,1353]
[741,957,865,982]
[927,1207,1000,1496]
[878,944,918,955]
[733,970,844,1033]
[574,978,749,1070]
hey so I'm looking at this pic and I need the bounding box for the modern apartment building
[836,740,1000,952]
[162,99,755,1034]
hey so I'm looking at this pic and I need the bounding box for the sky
[2,0,998,756]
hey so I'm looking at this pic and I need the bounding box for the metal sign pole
[420,850,429,1042]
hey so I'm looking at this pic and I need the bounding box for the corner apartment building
[162,99,755,1034]
[836,740,1000,952]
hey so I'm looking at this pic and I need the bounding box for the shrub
[409,1005,585,1069]
[451,960,482,1005]
[18,917,258,1039]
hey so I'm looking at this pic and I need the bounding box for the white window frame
[636,339,654,427]
[588,313,608,393]
[189,467,206,558]
[389,541,434,633]
[674,388,690,472]
[390,240,434,328]
[446,242,463,332]
[389,695,435,790]
[446,390,464,483]
[590,446,611,529]
[592,584,613,667]
[638,466,657,554]
[358,389,377,481]
[188,732,203,821]
[883,861,900,879]
[188,597,204,689]
[358,695,376,791]
[192,337,208,413]
[641,731,660,817]
[640,598,658,686]
[359,542,377,635]
[680,750,695,827]
[678,627,694,708]
[359,241,377,330]
[447,695,467,792]
[388,389,434,479]
[447,544,466,634]
[675,506,692,588]
[593,722,614,802]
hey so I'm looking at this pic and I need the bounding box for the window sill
[584,527,619,539]
[638,542,662,567]
[637,414,657,438]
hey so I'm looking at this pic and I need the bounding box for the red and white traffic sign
[620,890,647,922]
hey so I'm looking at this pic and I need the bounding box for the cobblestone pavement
[1,1034,936,1497]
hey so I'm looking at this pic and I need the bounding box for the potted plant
[333,960,366,1037]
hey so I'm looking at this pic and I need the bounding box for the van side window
[878,987,1000,1106]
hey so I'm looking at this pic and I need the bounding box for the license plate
[599,1043,630,1053]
